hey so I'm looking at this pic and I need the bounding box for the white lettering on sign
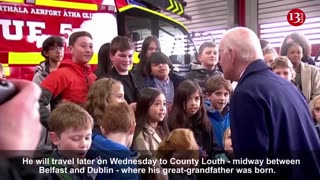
[63,10,81,18]
[0,19,75,48]
[0,4,93,19]
[82,12,93,19]
[0,5,109,48]
[26,21,46,47]
[60,23,73,42]
[0,20,24,40]
[30,8,61,16]
[0,5,29,14]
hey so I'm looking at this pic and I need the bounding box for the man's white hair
[221,27,263,62]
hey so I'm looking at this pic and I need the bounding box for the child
[107,36,141,104]
[132,87,170,153]
[187,41,222,91]
[0,63,5,79]
[280,32,315,65]
[86,102,140,180]
[94,43,112,78]
[48,102,95,180]
[262,46,278,67]
[308,96,320,138]
[283,42,320,103]
[167,80,225,167]
[157,128,199,180]
[270,57,307,101]
[270,56,296,83]
[34,36,65,158]
[143,51,184,107]
[204,75,232,148]
[84,78,125,133]
[133,87,169,180]
[223,128,234,158]
[39,31,96,130]
[33,36,65,85]
[133,36,161,79]
[260,39,271,49]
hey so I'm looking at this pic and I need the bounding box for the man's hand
[0,80,41,154]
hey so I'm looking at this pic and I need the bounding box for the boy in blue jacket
[205,75,232,149]
[86,102,140,180]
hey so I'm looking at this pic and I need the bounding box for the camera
[0,80,17,105]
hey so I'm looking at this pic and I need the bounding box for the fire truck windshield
[123,13,196,66]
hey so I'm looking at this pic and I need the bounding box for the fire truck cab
[0,0,195,79]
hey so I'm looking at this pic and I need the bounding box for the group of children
[43,78,233,179]
[29,30,320,179]
[261,35,320,134]
[30,30,235,179]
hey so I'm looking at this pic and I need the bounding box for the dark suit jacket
[230,60,320,179]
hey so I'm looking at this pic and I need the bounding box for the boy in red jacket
[39,31,96,130]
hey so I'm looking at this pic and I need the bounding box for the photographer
[0,79,50,179]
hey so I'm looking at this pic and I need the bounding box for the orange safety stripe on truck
[35,0,98,11]
[8,52,98,65]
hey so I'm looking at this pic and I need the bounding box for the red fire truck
[0,0,195,79]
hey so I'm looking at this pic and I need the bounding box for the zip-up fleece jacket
[32,60,51,85]
[39,59,96,129]
[187,63,223,92]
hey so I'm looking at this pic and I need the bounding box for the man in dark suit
[218,27,320,179]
